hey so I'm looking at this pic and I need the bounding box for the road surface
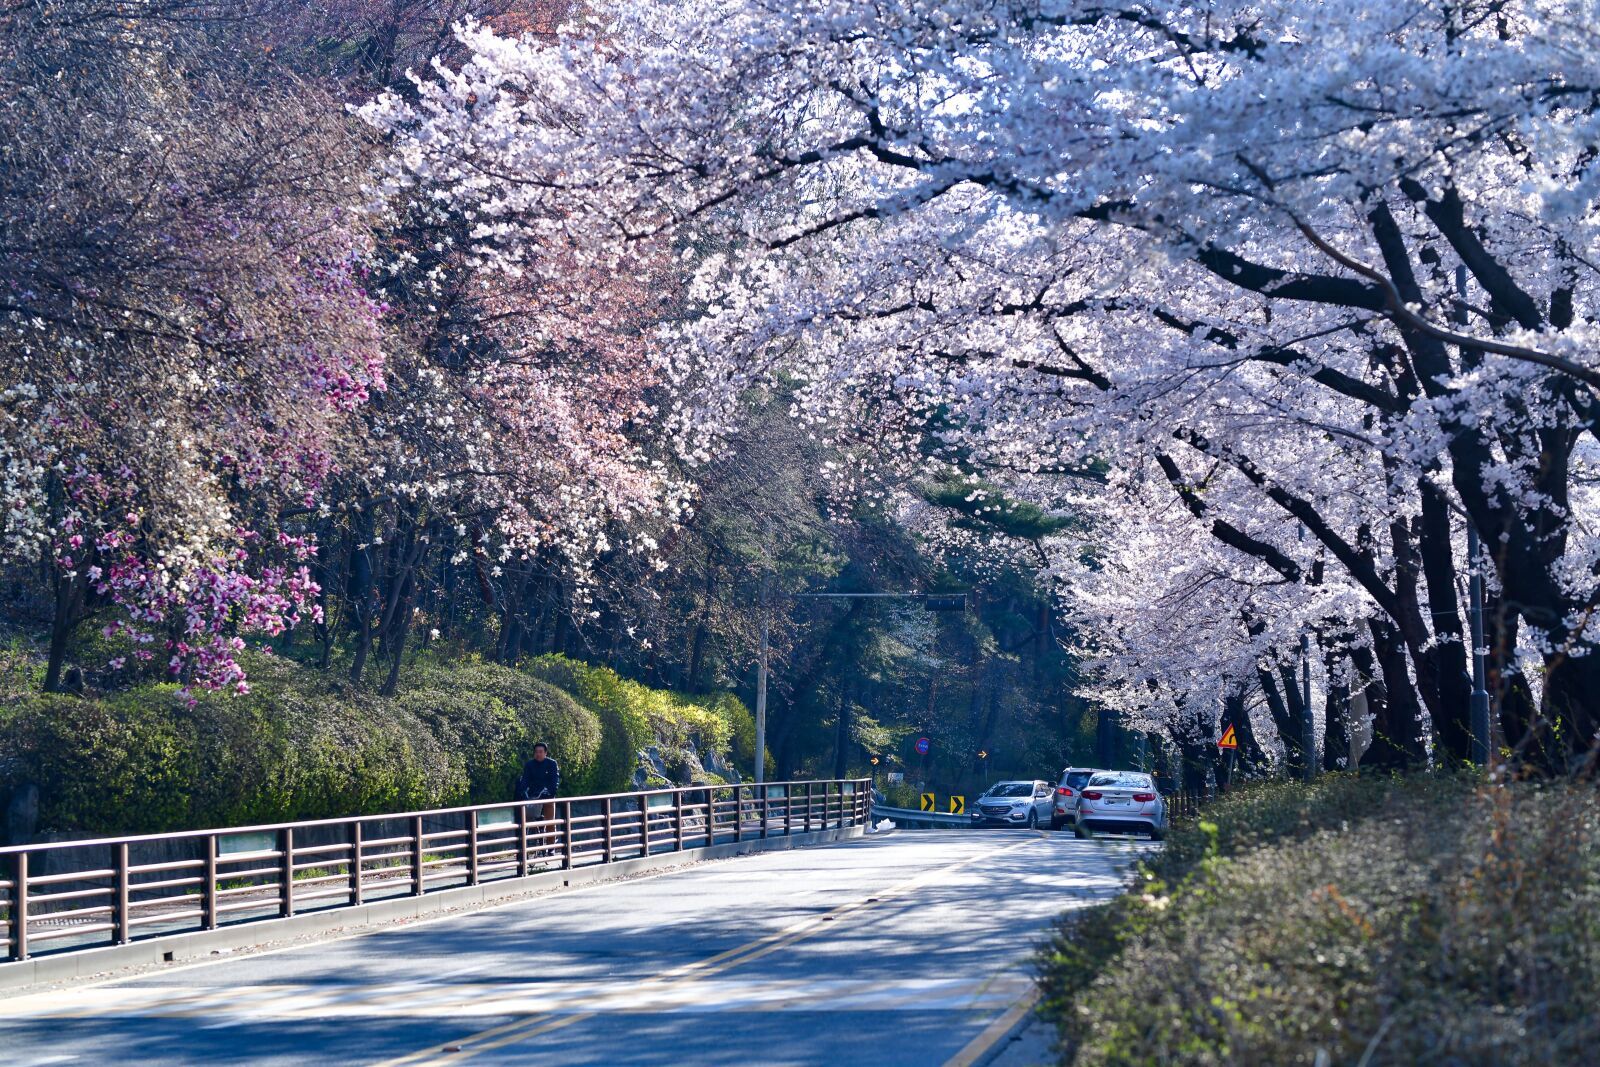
[3,830,1143,1066]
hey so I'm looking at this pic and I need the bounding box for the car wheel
[1149,826,1166,842]
[1050,816,1063,831]
[1027,810,1038,829]
[1074,823,1091,840]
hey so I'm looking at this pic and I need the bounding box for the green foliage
[0,654,600,838]
[920,473,1072,542]
[527,654,759,791]
[526,654,652,794]
[1038,773,1600,1066]
[880,780,922,809]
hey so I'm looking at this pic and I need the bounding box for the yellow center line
[372,836,1045,1066]
[942,987,1042,1067]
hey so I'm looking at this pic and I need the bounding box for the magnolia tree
[0,5,386,694]
[368,0,1600,773]
[0,0,695,699]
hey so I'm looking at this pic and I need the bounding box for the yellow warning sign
[920,793,935,812]
[1218,725,1239,750]
[949,795,965,815]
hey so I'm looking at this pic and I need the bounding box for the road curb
[0,824,864,993]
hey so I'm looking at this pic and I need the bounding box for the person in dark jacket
[515,743,560,853]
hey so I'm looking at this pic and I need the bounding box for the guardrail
[868,804,972,829]
[0,778,869,965]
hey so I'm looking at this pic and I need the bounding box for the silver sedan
[1073,771,1168,841]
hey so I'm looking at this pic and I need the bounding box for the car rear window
[1089,773,1154,789]
[1064,772,1092,789]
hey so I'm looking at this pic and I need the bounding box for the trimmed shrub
[1038,774,1600,1066]
[0,654,599,839]
[396,661,601,802]
[526,654,651,794]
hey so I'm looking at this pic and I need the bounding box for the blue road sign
[915,736,930,755]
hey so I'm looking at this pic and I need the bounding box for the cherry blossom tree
[367,0,1600,773]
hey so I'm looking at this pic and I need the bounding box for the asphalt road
[3,830,1143,1067]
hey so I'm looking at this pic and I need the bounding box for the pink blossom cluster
[88,514,322,698]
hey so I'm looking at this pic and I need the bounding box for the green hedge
[0,650,758,840]
[0,654,601,839]
[395,660,601,803]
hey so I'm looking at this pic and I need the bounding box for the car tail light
[1133,792,1156,802]
[1056,787,1073,796]
[1082,790,1102,800]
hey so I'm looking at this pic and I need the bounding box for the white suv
[1050,767,1099,830]
[971,780,1054,828]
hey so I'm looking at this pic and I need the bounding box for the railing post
[467,809,480,886]
[675,790,686,852]
[640,794,651,857]
[706,787,715,847]
[805,783,813,833]
[516,804,530,878]
[114,841,131,944]
[602,797,613,863]
[561,801,573,870]
[785,786,793,835]
[411,815,426,896]
[733,785,744,843]
[203,834,218,930]
[279,827,295,918]
[350,821,364,906]
[760,786,770,839]
[10,851,27,961]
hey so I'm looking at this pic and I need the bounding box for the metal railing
[1167,791,1206,820]
[0,778,870,965]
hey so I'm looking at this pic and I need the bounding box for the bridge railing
[0,778,870,965]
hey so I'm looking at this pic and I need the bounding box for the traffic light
[922,594,966,612]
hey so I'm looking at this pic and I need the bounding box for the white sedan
[1073,771,1168,841]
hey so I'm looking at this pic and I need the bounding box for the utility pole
[755,575,769,785]
[1459,264,1492,767]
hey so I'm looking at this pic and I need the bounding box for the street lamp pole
[755,575,769,785]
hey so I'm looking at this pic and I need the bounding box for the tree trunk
[1416,482,1473,762]
[1258,667,1304,776]
[832,679,853,780]
[1322,647,1352,772]
[43,571,87,693]
[1360,619,1427,767]
[346,513,376,686]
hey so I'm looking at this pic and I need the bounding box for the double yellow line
[374,835,1045,1066]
